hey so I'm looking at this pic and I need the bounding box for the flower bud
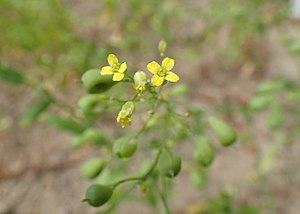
[133,71,147,93]
[158,40,167,56]
[83,184,113,207]
[117,101,135,128]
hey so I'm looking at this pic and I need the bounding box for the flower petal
[113,72,124,81]
[165,72,179,82]
[147,61,161,74]
[162,57,175,71]
[107,54,118,66]
[151,75,164,86]
[100,66,113,75]
[119,62,127,73]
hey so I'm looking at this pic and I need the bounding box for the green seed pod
[83,184,113,207]
[158,150,182,178]
[78,94,107,115]
[81,158,107,179]
[193,137,214,167]
[81,128,107,146]
[208,116,237,146]
[190,169,207,189]
[113,138,137,158]
[81,69,116,94]
[158,40,167,56]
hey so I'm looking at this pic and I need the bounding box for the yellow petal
[113,72,124,81]
[147,61,161,74]
[151,75,164,86]
[165,72,179,82]
[107,54,118,66]
[119,62,127,73]
[100,66,113,75]
[162,57,175,71]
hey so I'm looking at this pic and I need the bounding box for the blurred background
[1,0,300,213]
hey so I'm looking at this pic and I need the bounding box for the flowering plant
[77,41,237,213]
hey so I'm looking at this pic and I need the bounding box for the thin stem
[113,149,162,188]
[131,93,139,101]
[157,185,171,214]
[113,177,143,188]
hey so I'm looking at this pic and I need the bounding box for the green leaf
[0,62,25,84]
[267,102,283,129]
[81,69,116,94]
[249,94,273,111]
[42,114,86,134]
[21,99,52,125]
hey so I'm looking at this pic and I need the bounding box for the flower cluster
[99,53,180,128]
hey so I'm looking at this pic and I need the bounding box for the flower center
[112,63,120,72]
[157,68,167,77]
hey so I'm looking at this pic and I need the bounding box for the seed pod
[83,184,113,207]
[81,158,107,179]
[158,150,182,178]
[77,94,107,115]
[208,116,237,146]
[190,168,207,189]
[81,69,116,94]
[113,138,137,158]
[193,137,214,167]
[81,128,107,146]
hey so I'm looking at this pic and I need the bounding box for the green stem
[157,185,171,214]
[113,177,143,188]
[113,149,162,188]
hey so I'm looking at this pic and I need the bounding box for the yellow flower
[100,54,127,81]
[117,101,135,128]
[147,57,179,87]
